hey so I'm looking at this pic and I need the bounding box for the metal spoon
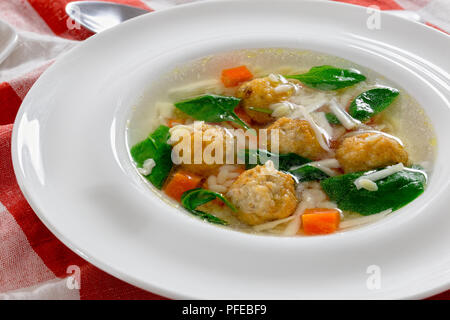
[65,1,149,33]
[66,1,423,34]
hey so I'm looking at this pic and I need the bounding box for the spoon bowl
[65,1,149,33]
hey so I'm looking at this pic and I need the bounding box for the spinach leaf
[325,112,341,125]
[130,125,173,189]
[174,94,249,129]
[285,65,366,90]
[320,167,426,215]
[349,87,399,122]
[181,188,237,225]
[238,149,311,171]
[248,106,273,114]
[289,165,330,182]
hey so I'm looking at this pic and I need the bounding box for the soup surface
[128,48,436,236]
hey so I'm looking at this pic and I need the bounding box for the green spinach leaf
[130,125,173,189]
[320,167,426,215]
[248,106,273,114]
[325,112,341,125]
[285,65,366,90]
[289,165,330,182]
[239,149,311,171]
[174,94,249,129]
[349,87,399,122]
[181,188,236,225]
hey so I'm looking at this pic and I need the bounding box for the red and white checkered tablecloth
[0,0,448,299]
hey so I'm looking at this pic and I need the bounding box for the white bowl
[12,0,450,299]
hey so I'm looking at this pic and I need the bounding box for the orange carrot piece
[163,170,202,202]
[212,198,226,207]
[221,65,253,88]
[167,118,185,128]
[234,106,253,125]
[302,208,341,235]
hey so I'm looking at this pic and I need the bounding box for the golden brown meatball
[236,75,298,124]
[336,132,409,173]
[170,123,235,176]
[226,161,298,225]
[267,117,327,160]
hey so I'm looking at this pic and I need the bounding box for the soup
[127,48,436,236]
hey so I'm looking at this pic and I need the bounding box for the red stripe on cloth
[0,62,51,125]
[0,83,22,125]
[26,0,93,40]
[333,0,403,10]
[428,292,450,300]
[26,0,153,40]
[80,264,166,300]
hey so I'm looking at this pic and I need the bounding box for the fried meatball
[226,161,298,225]
[236,75,298,124]
[267,117,327,160]
[170,123,235,175]
[336,132,409,173]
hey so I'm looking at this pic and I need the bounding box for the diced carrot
[163,170,202,202]
[221,65,253,88]
[234,106,253,125]
[167,118,185,128]
[212,198,226,207]
[301,208,341,235]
